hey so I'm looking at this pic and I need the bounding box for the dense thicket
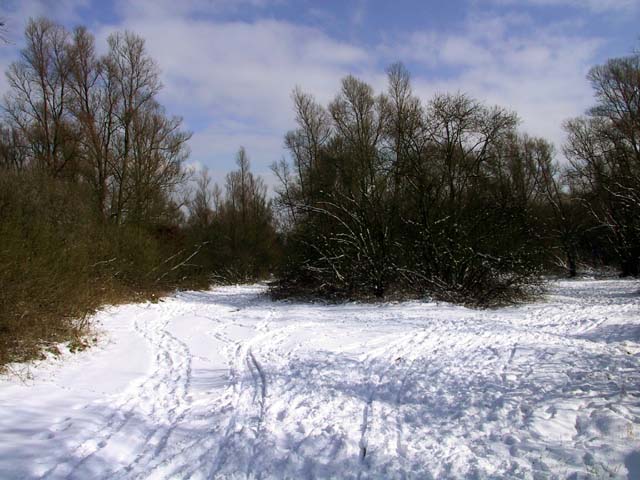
[564,52,640,277]
[271,60,637,304]
[186,147,279,282]
[0,18,277,366]
[1,17,637,364]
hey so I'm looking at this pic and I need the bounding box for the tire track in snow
[248,350,267,411]
[145,328,249,478]
[500,343,518,384]
[113,322,194,478]
[149,324,256,478]
[245,349,267,480]
[357,394,373,479]
[205,309,294,480]
[393,330,434,464]
[17,281,637,479]
[119,302,261,479]
[355,329,434,479]
[39,302,193,480]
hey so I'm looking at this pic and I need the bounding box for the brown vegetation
[0,18,278,368]
[1,16,638,366]
[271,57,639,304]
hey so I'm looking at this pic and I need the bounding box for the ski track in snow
[1,280,639,479]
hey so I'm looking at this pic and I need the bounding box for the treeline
[271,57,639,303]
[1,17,638,365]
[0,19,277,365]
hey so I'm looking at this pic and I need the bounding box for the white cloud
[93,12,381,179]
[384,31,495,68]
[187,119,284,184]
[380,13,602,154]
[1,0,90,45]
[483,0,638,13]
[97,5,608,175]
[0,0,612,182]
[106,16,373,120]
[113,0,283,20]
[350,0,367,27]
[0,0,90,98]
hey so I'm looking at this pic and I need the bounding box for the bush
[270,69,545,306]
[0,171,211,367]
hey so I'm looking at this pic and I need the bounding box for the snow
[1,279,639,479]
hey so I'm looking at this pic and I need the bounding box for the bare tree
[515,136,583,277]
[3,20,190,226]
[188,167,215,227]
[273,68,540,303]
[565,51,640,276]
[384,62,424,203]
[67,26,116,218]
[284,88,332,204]
[219,147,275,279]
[104,30,163,223]
[0,123,27,171]
[4,18,76,176]
[124,101,189,224]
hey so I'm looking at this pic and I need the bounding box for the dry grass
[0,172,211,370]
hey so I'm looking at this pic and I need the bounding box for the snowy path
[1,280,639,479]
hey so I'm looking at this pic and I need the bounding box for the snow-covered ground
[1,280,639,479]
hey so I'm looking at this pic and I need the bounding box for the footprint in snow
[34,430,56,440]
[546,405,557,419]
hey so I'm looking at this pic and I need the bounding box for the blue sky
[1,0,638,187]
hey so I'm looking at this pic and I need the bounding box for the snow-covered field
[1,280,639,479]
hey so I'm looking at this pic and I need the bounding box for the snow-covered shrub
[271,66,545,305]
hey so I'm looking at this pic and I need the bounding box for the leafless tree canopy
[564,52,640,276]
[272,56,640,303]
[2,18,191,225]
[0,16,638,364]
[0,18,278,365]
